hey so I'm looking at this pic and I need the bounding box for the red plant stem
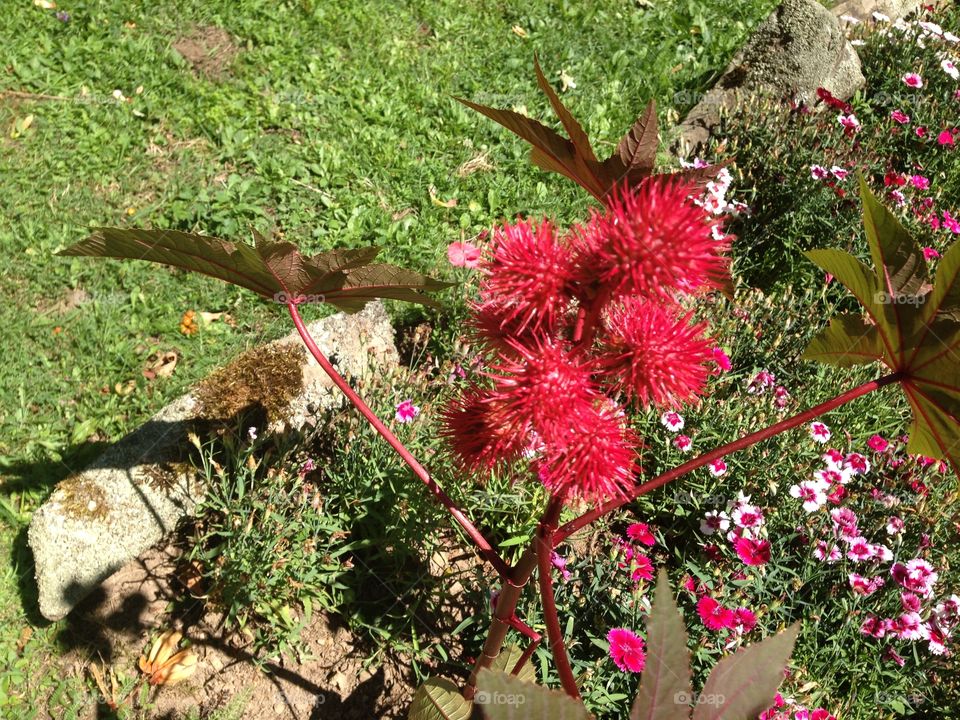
[554,372,903,545]
[465,499,563,698]
[286,302,512,580]
[536,505,581,699]
[503,615,542,675]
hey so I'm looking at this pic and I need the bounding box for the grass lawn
[0,0,780,716]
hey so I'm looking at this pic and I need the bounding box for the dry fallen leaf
[16,627,32,655]
[114,379,136,396]
[138,630,198,686]
[511,25,527,38]
[34,0,56,8]
[142,351,178,380]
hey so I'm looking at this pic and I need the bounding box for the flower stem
[536,497,580,699]
[554,372,902,545]
[287,302,512,579]
[464,498,563,698]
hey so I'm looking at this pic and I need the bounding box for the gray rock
[29,302,398,621]
[832,0,922,24]
[676,0,865,154]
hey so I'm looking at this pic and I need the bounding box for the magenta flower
[838,114,861,132]
[607,628,646,672]
[938,129,956,147]
[395,399,420,423]
[910,175,931,190]
[867,434,889,452]
[626,522,656,546]
[891,109,911,124]
[733,607,757,633]
[631,553,655,581]
[923,246,941,261]
[711,346,732,372]
[697,596,736,630]
[447,241,481,268]
[735,537,771,566]
[902,72,924,88]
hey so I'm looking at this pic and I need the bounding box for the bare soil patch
[58,543,418,719]
[172,27,238,80]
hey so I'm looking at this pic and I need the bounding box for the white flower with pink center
[708,458,727,477]
[897,612,925,640]
[809,422,831,443]
[943,59,960,81]
[822,448,844,471]
[869,544,893,563]
[844,452,870,474]
[700,510,730,536]
[830,507,859,538]
[846,537,874,562]
[814,541,842,564]
[660,411,684,432]
[902,72,924,88]
[790,480,828,512]
[815,468,851,486]
[731,503,764,530]
[810,164,829,180]
[673,434,693,452]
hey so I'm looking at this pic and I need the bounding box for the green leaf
[58,228,451,312]
[804,249,886,328]
[489,644,536,685]
[805,185,960,478]
[801,314,884,367]
[691,624,799,720]
[408,678,472,720]
[922,240,960,325]
[859,175,929,298]
[476,669,592,720]
[630,569,693,720]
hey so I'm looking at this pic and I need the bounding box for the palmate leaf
[58,228,451,312]
[476,669,592,720]
[803,177,960,476]
[630,570,692,720]
[489,644,537,685]
[408,678,472,720]
[690,624,799,720]
[457,58,717,202]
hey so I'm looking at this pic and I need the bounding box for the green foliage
[189,427,354,658]
[804,179,960,475]
[707,6,960,290]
